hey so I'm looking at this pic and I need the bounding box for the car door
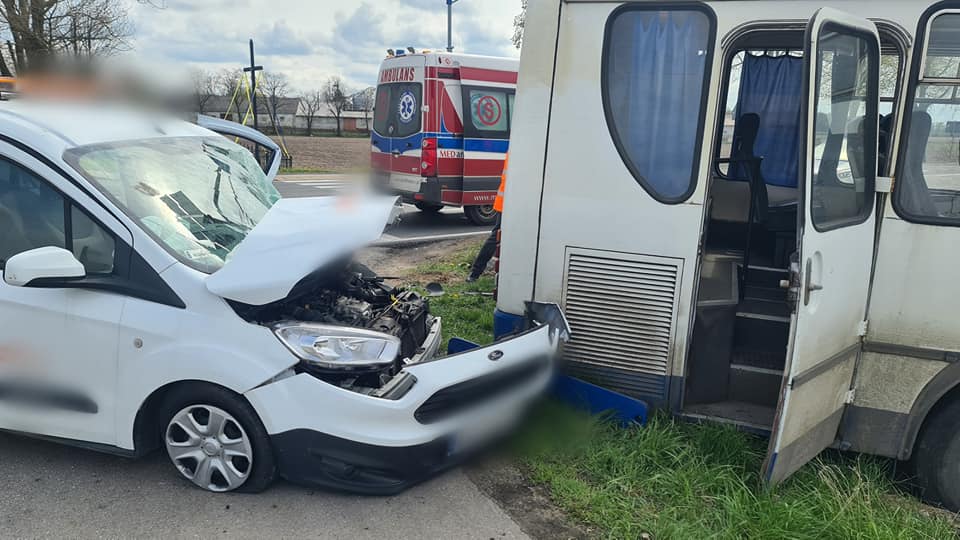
[0,149,130,445]
[762,8,880,484]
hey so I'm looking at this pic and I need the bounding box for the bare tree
[0,0,150,73]
[300,89,322,136]
[322,76,350,137]
[189,67,216,115]
[259,71,290,129]
[512,0,527,49]
[214,68,246,122]
[351,87,375,131]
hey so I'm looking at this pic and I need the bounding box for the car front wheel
[160,384,276,493]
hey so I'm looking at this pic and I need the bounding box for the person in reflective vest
[467,154,507,282]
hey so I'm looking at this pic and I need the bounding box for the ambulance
[371,50,519,225]
[498,0,960,510]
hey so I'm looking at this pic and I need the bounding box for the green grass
[407,244,957,539]
[402,241,497,349]
[514,405,957,539]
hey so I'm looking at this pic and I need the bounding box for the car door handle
[803,258,823,305]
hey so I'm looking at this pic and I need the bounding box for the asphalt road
[274,174,491,245]
[0,431,527,539]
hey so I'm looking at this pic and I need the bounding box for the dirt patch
[356,237,481,281]
[466,457,595,540]
[271,135,369,172]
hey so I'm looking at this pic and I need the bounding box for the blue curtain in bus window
[732,53,803,188]
[606,10,710,201]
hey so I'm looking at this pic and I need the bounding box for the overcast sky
[127,0,522,93]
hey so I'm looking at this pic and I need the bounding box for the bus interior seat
[899,111,939,217]
[709,112,797,268]
[878,113,894,175]
[711,181,798,223]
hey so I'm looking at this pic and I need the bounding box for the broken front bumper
[245,304,568,494]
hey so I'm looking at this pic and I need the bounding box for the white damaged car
[0,102,566,494]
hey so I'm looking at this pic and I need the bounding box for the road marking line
[373,230,488,246]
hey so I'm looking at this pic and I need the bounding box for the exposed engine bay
[230,258,435,393]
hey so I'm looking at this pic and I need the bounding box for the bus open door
[762,8,880,484]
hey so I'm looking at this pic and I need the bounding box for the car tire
[159,383,276,493]
[464,204,497,226]
[415,202,443,214]
[912,397,960,510]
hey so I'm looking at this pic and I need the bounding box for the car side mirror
[3,246,85,287]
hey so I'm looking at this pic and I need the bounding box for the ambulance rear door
[372,55,426,194]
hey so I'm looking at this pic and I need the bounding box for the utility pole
[446,0,460,52]
[243,39,263,162]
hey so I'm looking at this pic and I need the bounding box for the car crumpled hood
[205,195,398,306]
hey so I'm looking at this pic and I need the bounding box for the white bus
[497,0,960,508]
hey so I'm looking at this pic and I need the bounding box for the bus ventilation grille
[561,251,681,401]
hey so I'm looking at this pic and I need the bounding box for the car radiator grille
[561,251,681,401]
[414,356,548,424]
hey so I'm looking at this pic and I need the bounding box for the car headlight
[272,323,401,370]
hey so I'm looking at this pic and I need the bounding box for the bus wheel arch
[902,363,960,510]
[900,361,960,461]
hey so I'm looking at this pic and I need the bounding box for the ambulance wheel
[911,396,960,511]
[416,202,444,214]
[465,204,497,226]
[160,383,276,493]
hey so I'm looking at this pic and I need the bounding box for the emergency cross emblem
[399,91,417,124]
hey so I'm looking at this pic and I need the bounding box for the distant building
[195,95,372,135]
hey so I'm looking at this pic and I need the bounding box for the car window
[469,89,509,133]
[603,6,714,203]
[65,136,279,274]
[71,207,116,274]
[373,85,392,136]
[0,158,114,274]
[462,85,514,139]
[373,82,422,139]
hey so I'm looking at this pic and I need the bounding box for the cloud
[257,21,313,56]
[126,0,521,92]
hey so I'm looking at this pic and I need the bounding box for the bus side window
[894,13,960,224]
[602,5,715,203]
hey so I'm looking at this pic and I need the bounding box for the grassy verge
[514,405,956,539]
[401,241,497,349]
[409,245,956,539]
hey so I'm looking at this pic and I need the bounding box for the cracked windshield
[65,136,280,273]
